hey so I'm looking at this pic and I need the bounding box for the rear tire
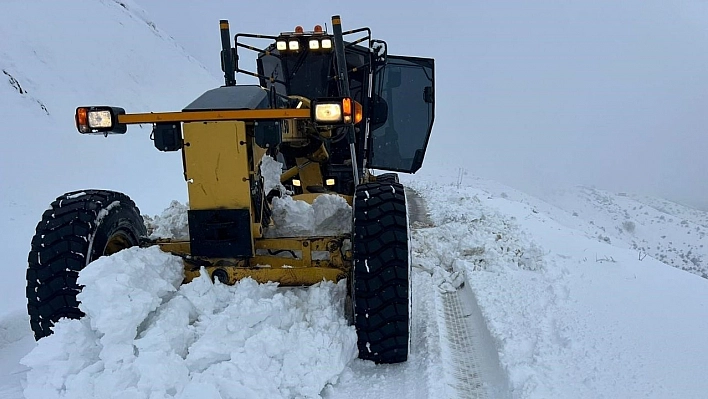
[26,190,146,340]
[352,181,410,363]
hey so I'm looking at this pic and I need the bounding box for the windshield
[258,52,336,99]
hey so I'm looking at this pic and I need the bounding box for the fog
[141,0,708,210]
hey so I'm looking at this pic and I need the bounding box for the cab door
[367,55,434,173]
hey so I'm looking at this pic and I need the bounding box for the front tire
[352,181,410,363]
[26,190,146,339]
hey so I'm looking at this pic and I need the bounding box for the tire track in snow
[407,189,511,399]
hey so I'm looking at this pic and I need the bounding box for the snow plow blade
[156,237,350,286]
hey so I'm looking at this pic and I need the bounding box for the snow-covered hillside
[546,186,707,277]
[0,0,220,318]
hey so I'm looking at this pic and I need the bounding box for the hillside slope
[0,0,220,318]
[544,186,707,278]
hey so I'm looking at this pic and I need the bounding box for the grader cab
[27,16,434,364]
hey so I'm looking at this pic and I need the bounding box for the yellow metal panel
[296,158,323,193]
[183,121,251,210]
[118,109,310,125]
[155,236,352,286]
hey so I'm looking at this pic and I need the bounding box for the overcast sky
[141,0,708,209]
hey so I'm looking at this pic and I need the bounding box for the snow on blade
[21,246,357,399]
[260,154,352,238]
[267,195,351,237]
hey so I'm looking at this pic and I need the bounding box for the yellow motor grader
[26,16,434,364]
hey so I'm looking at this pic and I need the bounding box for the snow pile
[260,155,352,237]
[144,201,190,239]
[21,246,357,398]
[267,195,352,237]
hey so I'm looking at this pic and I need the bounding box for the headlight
[314,103,343,123]
[309,39,320,50]
[311,98,363,125]
[75,106,127,135]
[288,40,299,51]
[321,38,332,49]
[87,110,113,129]
[276,40,287,51]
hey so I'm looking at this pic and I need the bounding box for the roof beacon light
[295,26,304,34]
[314,25,324,33]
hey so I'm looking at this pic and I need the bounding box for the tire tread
[26,190,145,339]
[353,181,409,363]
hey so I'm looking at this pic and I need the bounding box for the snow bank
[21,246,357,398]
